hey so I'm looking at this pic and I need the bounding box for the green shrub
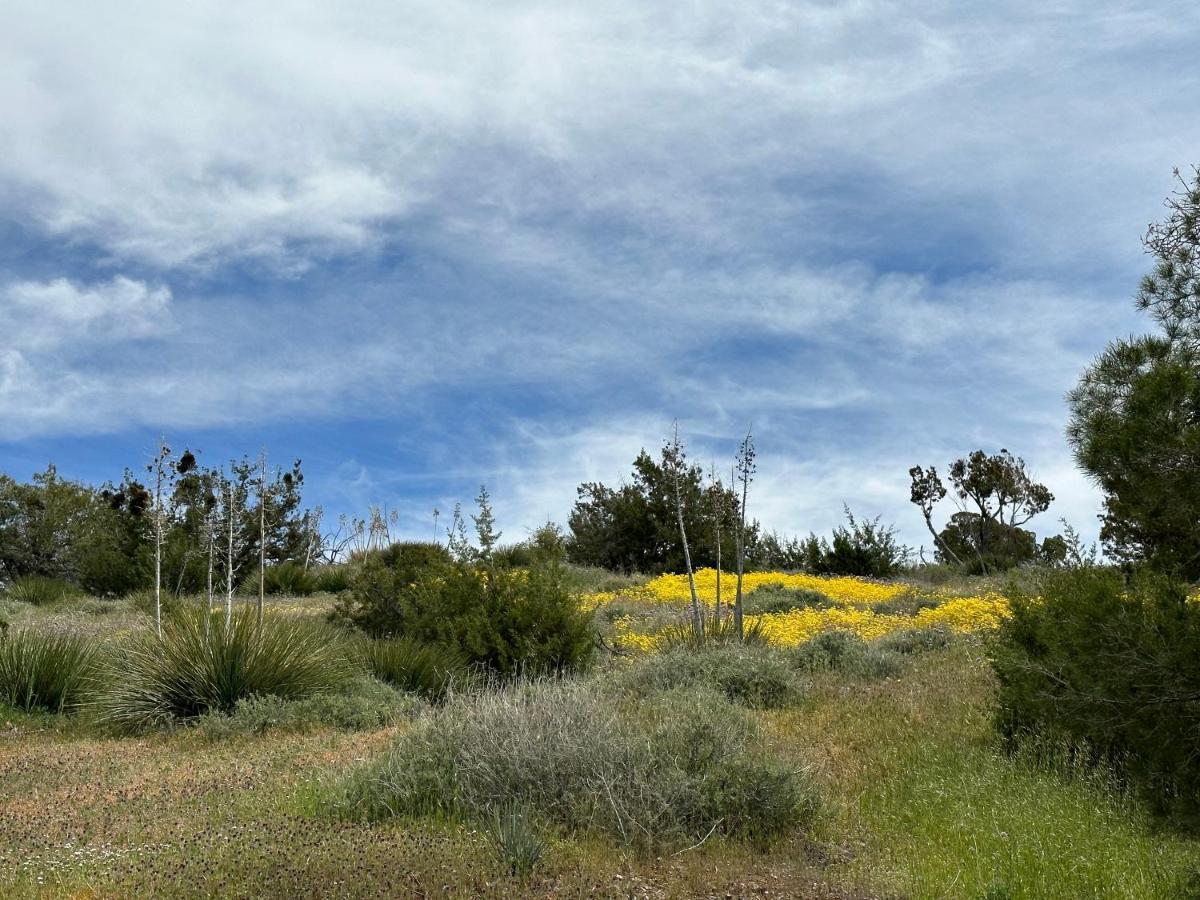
[312,565,353,594]
[4,575,79,606]
[364,637,472,701]
[331,679,816,851]
[329,542,454,634]
[743,583,832,615]
[126,588,182,619]
[257,561,319,596]
[340,554,593,678]
[792,630,905,679]
[0,628,100,712]
[195,676,416,738]
[89,609,355,732]
[611,643,804,709]
[992,568,1200,823]
[873,624,954,655]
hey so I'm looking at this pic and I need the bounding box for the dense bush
[339,544,593,677]
[312,564,353,594]
[331,679,817,850]
[364,637,472,701]
[195,676,417,738]
[792,630,905,679]
[0,628,100,712]
[255,561,319,596]
[801,508,909,578]
[90,610,355,732]
[3,575,80,606]
[610,644,804,709]
[329,542,453,634]
[992,568,1200,822]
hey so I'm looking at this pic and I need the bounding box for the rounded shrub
[0,628,100,713]
[89,609,355,732]
[873,624,954,655]
[744,583,832,615]
[611,643,804,709]
[331,679,817,851]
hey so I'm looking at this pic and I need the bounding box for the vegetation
[1069,166,1200,579]
[89,609,355,733]
[0,628,99,713]
[992,568,1200,823]
[330,679,817,852]
[363,636,471,702]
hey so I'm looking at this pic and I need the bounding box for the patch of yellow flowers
[587,568,1011,651]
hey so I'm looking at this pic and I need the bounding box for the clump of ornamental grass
[364,637,472,702]
[89,608,355,733]
[0,627,100,713]
[4,575,80,607]
[656,616,769,650]
[329,679,817,852]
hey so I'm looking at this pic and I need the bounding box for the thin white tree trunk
[225,478,235,628]
[669,424,703,636]
[258,451,267,629]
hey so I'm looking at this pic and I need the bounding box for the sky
[1,1,1198,555]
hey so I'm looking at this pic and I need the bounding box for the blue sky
[1,1,1198,553]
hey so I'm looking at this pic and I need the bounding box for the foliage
[566,447,752,574]
[749,531,808,571]
[791,629,905,679]
[329,541,453,634]
[743,583,832,615]
[194,675,417,738]
[3,574,80,606]
[487,802,546,878]
[331,679,817,851]
[339,521,593,678]
[872,624,954,655]
[801,507,909,578]
[0,628,100,713]
[89,609,355,732]
[910,450,1055,573]
[311,564,353,593]
[250,561,318,596]
[364,637,471,701]
[609,643,804,709]
[992,568,1200,822]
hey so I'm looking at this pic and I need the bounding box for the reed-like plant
[0,628,100,712]
[364,637,471,701]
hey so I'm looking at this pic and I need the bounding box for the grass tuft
[0,627,99,712]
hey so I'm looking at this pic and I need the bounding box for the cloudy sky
[1,1,1197,552]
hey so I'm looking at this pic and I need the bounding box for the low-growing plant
[792,630,905,679]
[0,628,100,712]
[743,583,833,615]
[3,575,79,606]
[364,637,472,702]
[873,624,955,656]
[870,592,942,617]
[487,802,546,877]
[330,679,817,851]
[195,676,417,738]
[311,564,353,594]
[252,561,319,596]
[610,643,804,709]
[89,609,355,732]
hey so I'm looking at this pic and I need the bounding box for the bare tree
[224,470,239,627]
[147,439,172,639]
[733,428,755,641]
[665,423,703,636]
